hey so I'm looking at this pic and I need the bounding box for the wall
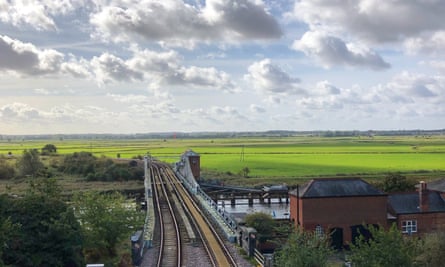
[290,195,388,244]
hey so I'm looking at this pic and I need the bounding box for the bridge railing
[174,162,238,242]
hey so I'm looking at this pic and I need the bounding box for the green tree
[27,177,62,200]
[72,191,144,260]
[244,212,275,243]
[239,166,250,178]
[0,214,20,266]
[349,224,419,267]
[0,194,84,267]
[416,231,445,266]
[274,228,332,267]
[59,151,96,175]
[41,144,57,155]
[381,172,416,192]
[16,149,45,178]
[0,158,15,179]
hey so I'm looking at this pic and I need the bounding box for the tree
[244,212,275,243]
[41,144,57,155]
[239,166,250,178]
[0,158,15,179]
[416,231,445,266]
[0,214,20,266]
[0,194,84,267]
[381,172,416,192]
[26,177,62,200]
[16,149,45,178]
[274,228,332,267]
[59,151,96,175]
[72,191,144,260]
[349,224,419,267]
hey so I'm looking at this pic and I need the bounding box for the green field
[1,135,444,185]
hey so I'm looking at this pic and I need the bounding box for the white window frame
[402,220,417,234]
[315,224,323,237]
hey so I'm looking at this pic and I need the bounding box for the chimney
[419,181,429,212]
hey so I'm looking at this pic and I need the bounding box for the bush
[0,160,15,179]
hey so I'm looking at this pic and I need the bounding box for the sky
[1,0,444,135]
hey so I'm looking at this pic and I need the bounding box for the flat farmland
[1,135,444,184]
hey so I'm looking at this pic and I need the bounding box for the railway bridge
[138,149,287,266]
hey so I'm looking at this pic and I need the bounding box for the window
[315,225,324,237]
[402,220,417,234]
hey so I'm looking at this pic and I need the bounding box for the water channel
[217,198,290,221]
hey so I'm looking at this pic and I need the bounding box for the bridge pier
[248,193,253,206]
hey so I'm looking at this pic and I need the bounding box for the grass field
[1,135,444,186]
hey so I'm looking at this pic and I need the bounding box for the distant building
[289,178,388,249]
[181,149,201,180]
[388,181,445,235]
[289,178,445,248]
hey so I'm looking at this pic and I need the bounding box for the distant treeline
[1,129,444,140]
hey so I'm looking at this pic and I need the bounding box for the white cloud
[249,104,266,113]
[0,0,82,31]
[290,0,445,44]
[91,53,144,84]
[405,31,445,55]
[292,31,390,70]
[0,35,91,78]
[245,58,304,95]
[386,72,441,99]
[0,102,42,121]
[90,0,282,47]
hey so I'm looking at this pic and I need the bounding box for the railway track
[152,164,182,267]
[150,162,238,267]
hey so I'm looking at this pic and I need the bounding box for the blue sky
[0,0,444,134]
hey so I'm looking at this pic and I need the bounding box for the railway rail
[150,161,238,267]
[152,164,182,267]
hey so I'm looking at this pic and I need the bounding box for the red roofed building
[289,178,388,249]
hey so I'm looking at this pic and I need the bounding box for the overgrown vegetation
[72,191,144,263]
[0,179,84,267]
[59,152,143,182]
[274,228,333,267]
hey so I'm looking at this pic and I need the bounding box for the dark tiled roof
[290,178,384,198]
[420,178,445,192]
[388,191,445,214]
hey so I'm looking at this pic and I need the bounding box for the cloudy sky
[1,0,444,134]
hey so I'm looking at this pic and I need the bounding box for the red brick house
[289,178,388,248]
[388,181,445,235]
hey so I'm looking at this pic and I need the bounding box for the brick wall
[290,195,388,244]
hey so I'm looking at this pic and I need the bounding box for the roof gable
[388,191,445,214]
[292,178,384,198]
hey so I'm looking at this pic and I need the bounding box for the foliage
[0,159,15,179]
[0,194,84,267]
[1,136,445,181]
[26,177,62,200]
[244,212,275,243]
[59,152,143,182]
[0,214,20,266]
[379,172,417,192]
[274,228,332,267]
[41,144,57,155]
[416,231,445,266]
[16,149,45,178]
[239,166,250,178]
[348,224,419,267]
[72,191,144,260]
[59,151,96,175]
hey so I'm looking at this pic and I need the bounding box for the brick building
[289,178,388,248]
[388,181,445,235]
